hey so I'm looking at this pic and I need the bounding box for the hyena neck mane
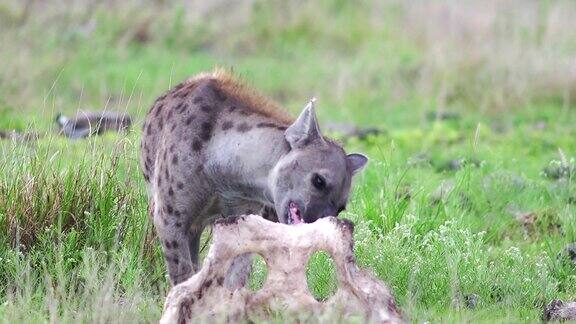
[190,69,294,125]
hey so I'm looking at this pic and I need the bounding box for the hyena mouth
[287,201,303,225]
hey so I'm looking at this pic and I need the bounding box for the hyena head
[270,99,368,224]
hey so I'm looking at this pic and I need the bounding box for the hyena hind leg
[153,203,196,286]
[153,190,212,286]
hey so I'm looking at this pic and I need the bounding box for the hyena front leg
[222,202,269,290]
[224,252,253,291]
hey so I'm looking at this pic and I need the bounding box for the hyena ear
[347,153,368,174]
[285,98,325,149]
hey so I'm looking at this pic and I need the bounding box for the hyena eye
[311,173,326,190]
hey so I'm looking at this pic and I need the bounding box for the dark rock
[324,122,382,140]
[464,294,479,309]
[436,158,481,172]
[55,111,132,139]
[543,299,576,321]
[507,207,562,238]
[452,293,480,309]
[491,120,509,134]
[407,153,432,168]
[132,19,152,44]
[542,152,574,180]
[355,127,381,139]
[430,180,455,205]
[560,243,576,265]
[542,164,573,180]
[0,130,39,142]
[490,284,503,302]
[533,121,547,131]
[395,186,412,201]
[426,110,461,121]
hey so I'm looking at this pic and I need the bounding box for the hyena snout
[282,199,339,225]
[303,203,339,223]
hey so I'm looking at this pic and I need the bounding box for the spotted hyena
[140,70,368,286]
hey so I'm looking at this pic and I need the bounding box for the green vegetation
[0,1,575,322]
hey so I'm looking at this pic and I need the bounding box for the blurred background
[1,1,576,322]
[2,0,575,129]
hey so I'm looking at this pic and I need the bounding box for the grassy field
[1,1,575,322]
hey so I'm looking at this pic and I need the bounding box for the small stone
[533,121,547,131]
[407,153,431,168]
[515,212,537,232]
[395,186,412,201]
[0,130,40,142]
[430,180,455,204]
[464,294,479,309]
[437,158,481,172]
[542,154,575,180]
[561,243,576,265]
[323,122,382,140]
[426,110,461,121]
[542,164,573,180]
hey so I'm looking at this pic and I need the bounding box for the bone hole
[247,254,268,292]
[305,250,338,301]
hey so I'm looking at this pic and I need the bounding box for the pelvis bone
[161,215,403,323]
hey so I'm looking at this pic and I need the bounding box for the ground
[0,1,575,323]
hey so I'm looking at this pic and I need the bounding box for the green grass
[1,1,575,322]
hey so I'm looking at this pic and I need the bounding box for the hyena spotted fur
[140,69,368,287]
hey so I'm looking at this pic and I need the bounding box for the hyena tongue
[289,203,303,225]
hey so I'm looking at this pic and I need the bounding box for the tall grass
[0,137,166,322]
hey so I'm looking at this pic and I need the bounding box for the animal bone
[161,215,403,323]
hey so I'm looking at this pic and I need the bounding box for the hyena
[140,70,368,286]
